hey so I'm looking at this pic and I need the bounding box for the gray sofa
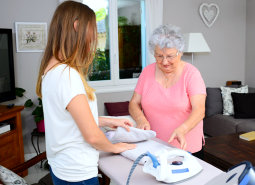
[204,87,255,137]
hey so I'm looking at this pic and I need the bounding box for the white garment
[42,64,99,181]
[104,126,169,164]
[121,139,173,164]
[105,126,156,144]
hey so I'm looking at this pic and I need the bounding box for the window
[83,0,146,92]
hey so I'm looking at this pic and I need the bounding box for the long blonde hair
[36,1,97,100]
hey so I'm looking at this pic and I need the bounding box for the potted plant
[15,87,44,132]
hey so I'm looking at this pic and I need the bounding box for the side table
[0,105,27,177]
[31,128,45,167]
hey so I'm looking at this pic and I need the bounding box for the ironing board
[99,138,224,185]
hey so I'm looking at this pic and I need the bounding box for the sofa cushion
[236,119,255,133]
[220,85,248,116]
[104,101,129,116]
[231,93,255,118]
[205,88,223,117]
[249,87,255,93]
[204,114,243,136]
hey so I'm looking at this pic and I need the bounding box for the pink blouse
[135,62,206,153]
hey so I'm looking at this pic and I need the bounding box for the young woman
[36,1,135,184]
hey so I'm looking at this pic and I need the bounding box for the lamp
[183,33,211,64]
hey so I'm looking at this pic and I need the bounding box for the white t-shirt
[42,64,99,181]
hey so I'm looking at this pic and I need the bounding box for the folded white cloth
[121,139,174,164]
[103,121,169,165]
[105,126,156,144]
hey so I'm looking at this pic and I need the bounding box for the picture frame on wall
[15,22,47,52]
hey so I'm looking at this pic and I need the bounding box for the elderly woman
[129,24,206,158]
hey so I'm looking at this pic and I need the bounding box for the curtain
[145,0,163,65]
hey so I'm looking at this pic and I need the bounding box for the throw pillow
[231,93,255,118]
[0,165,28,185]
[104,101,129,116]
[220,85,248,115]
[205,88,223,117]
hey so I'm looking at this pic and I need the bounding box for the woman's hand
[168,95,206,151]
[168,124,188,150]
[99,117,133,131]
[108,118,133,131]
[112,143,136,153]
[136,119,151,130]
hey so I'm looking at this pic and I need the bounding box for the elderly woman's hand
[136,119,151,130]
[168,124,188,150]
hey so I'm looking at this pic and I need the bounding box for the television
[0,28,16,103]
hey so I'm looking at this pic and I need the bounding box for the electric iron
[205,161,255,185]
[126,148,203,185]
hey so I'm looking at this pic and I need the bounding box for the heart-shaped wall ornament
[199,3,220,28]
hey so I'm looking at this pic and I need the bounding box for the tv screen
[0,28,16,103]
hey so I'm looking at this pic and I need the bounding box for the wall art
[199,3,220,28]
[15,22,47,52]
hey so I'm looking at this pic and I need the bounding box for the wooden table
[204,133,255,172]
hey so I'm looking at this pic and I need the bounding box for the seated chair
[0,152,53,185]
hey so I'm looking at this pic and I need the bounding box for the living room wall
[0,0,250,154]
[163,0,246,87]
[246,0,255,87]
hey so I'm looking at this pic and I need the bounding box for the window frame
[88,0,146,93]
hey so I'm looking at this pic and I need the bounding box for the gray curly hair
[149,24,185,54]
